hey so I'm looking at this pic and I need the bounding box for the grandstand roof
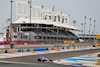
[12,17,80,31]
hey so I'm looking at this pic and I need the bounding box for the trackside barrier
[95,44,98,47]
[59,47,62,49]
[67,47,70,49]
[80,46,82,48]
[93,45,95,47]
[27,49,30,52]
[70,47,73,49]
[87,46,89,48]
[5,50,7,53]
[73,48,75,50]
[98,44,100,46]
[95,44,100,47]
[58,47,60,49]
[78,46,80,48]
[52,48,54,50]
[64,47,66,49]
[18,49,22,52]
[57,49,60,51]
[33,48,46,51]
[0,50,5,53]
[46,48,48,50]
[48,48,52,50]
[84,46,86,48]
[7,49,18,53]
[54,47,57,50]
[82,46,84,48]
[0,45,98,53]
[22,49,27,52]
[62,47,64,49]
[90,45,92,47]
[75,46,78,49]
[30,49,34,51]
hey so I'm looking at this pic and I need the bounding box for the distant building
[6,0,80,44]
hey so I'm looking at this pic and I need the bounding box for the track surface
[1,48,100,64]
[0,62,79,67]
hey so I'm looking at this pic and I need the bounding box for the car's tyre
[50,60,52,61]
[43,60,45,62]
[38,59,41,61]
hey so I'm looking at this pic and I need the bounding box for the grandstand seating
[60,30,69,36]
[34,28,42,34]
[67,31,77,37]
[33,29,77,37]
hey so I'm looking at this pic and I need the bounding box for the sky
[0,0,100,35]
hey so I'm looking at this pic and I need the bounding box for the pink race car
[38,57,53,63]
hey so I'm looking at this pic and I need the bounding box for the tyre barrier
[78,46,80,48]
[64,47,66,49]
[30,48,34,52]
[48,48,52,50]
[5,50,7,53]
[52,48,54,50]
[95,44,98,47]
[97,54,100,57]
[59,47,62,49]
[46,48,48,50]
[82,46,84,48]
[0,50,5,53]
[62,47,64,49]
[84,46,86,48]
[0,45,97,54]
[33,48,46,51]
[67,47,70,49]
[22,49,27,52]
[86,46,90,48]
[70,47,73,49]
[93,45,95,47]
[27,49,30,52]
[54,47,57,50]
[18,49,22,52]
[80,46,82,48]
[7,49,18,53]
[75,46,78,49]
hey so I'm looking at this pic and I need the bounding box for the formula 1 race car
[38,57,53,63]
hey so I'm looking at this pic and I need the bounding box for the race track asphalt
[1,48,100,65]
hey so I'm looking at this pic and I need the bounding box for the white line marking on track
[0,61,46,65]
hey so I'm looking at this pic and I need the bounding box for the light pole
[84,16,86,41]
[2,23,4,37]
[6,18,10,27]
[28,0,32,41]
[6,18,11,41]
[94,20,96,43]
[10,0,13,42]
[73,20,76,42]
[73,20,76,34]
[57,27,59,48]
[89,18,91,42]
[81,23,83,34]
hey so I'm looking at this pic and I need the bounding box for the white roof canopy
[12,17,80,31]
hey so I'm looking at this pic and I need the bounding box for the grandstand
[6,0,80,44]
